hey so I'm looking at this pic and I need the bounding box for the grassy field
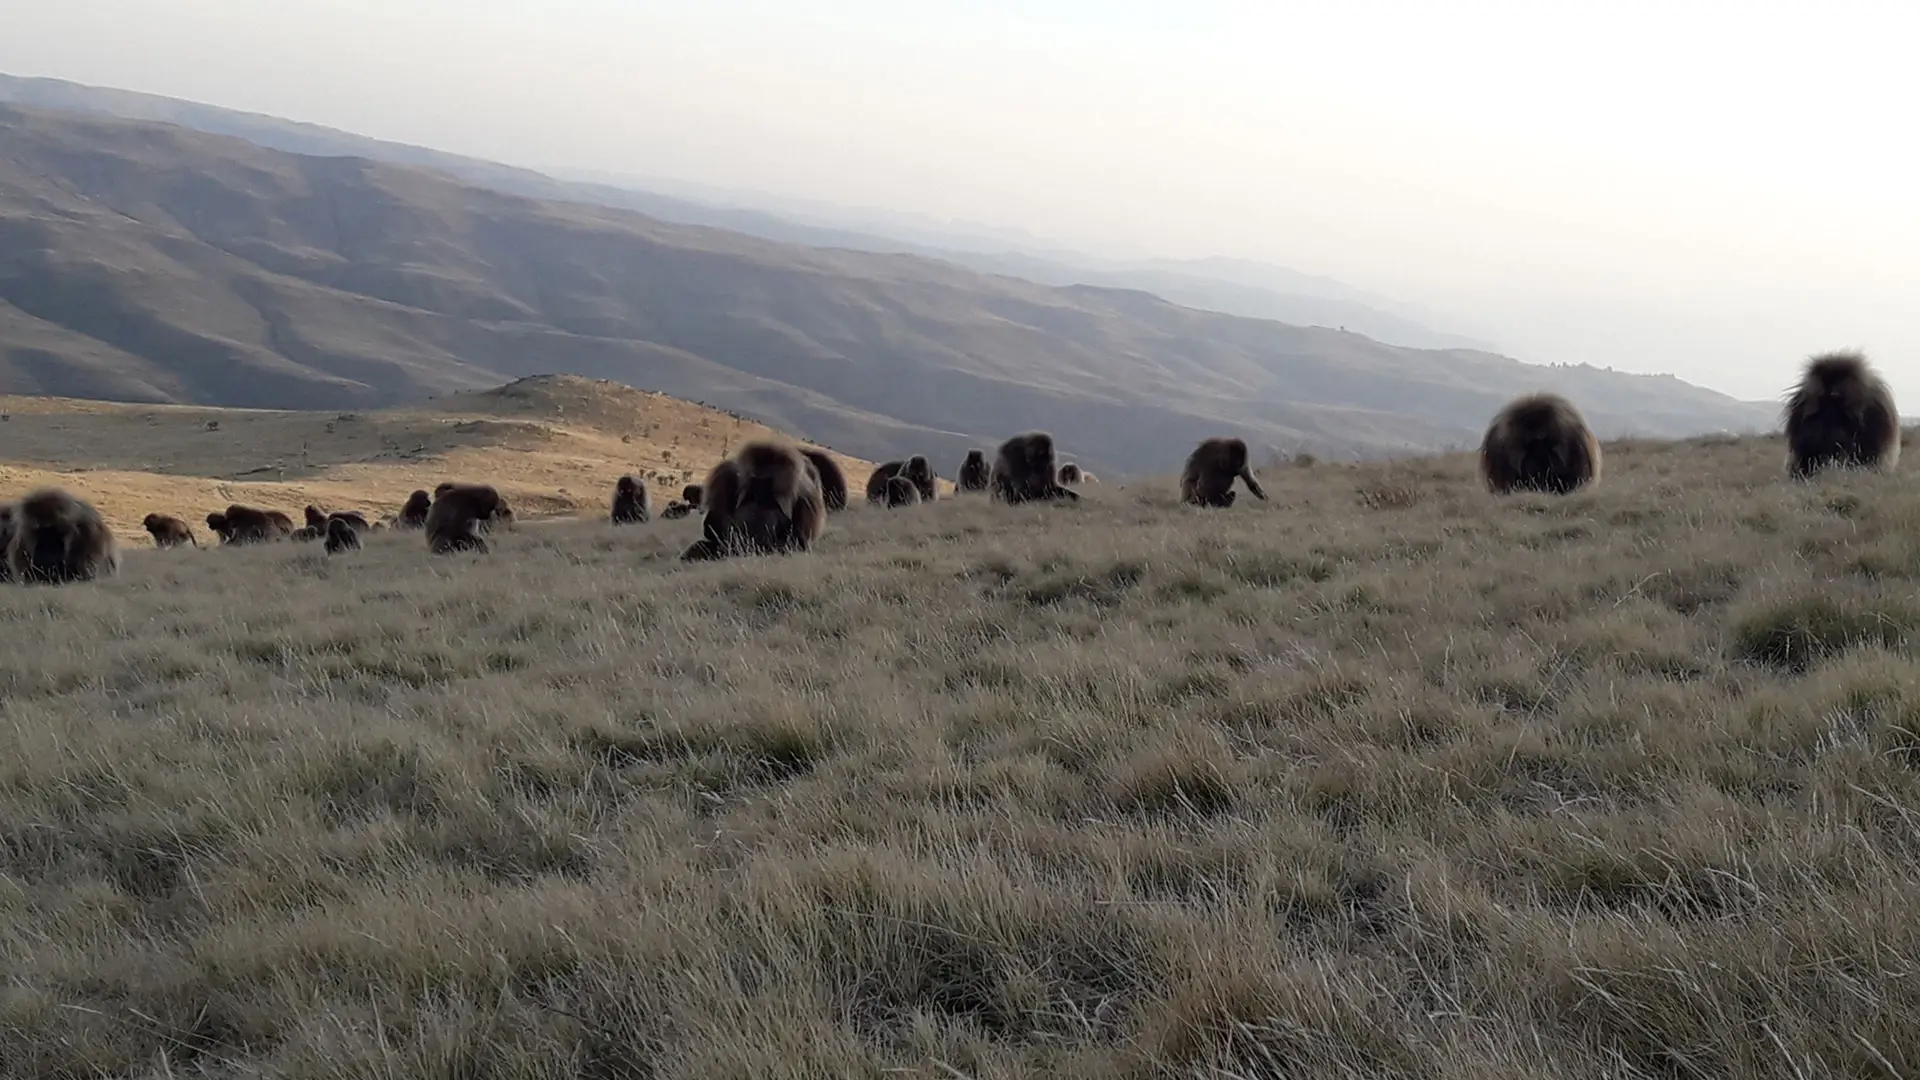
[5,426,1920,1078]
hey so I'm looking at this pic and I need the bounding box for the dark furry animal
[7,488,119,584]
[612,475,652,525]
[682,484,704,507]
[290,526,323,542]
[207,505,294,544]
[394,490,432,529]
[990,433,1081,504]
[303,505,328,530]
[884,476,921,508]
[660,500,697,520]
[800,449,849,511]
[680,441,826,561]
[1783,350,1900,478]
[957,450,990,492]
[1057,462,1089,485]
[324,516,362,554]
[143,513,197,549]
[424,483,508,554]
[866,455,937,504]
[1181,438,1269,508]
[328,510,372,532]
[0,504,15,584]
[1478,393,1603,495]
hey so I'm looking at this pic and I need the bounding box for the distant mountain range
[0,75,1775,475]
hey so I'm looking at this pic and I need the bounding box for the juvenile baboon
[0,503,15,583]
[680,441,826,561]
[1182,438,1269,508]
[424,483,508,554]
[208,504,295,544]
[1783,350,1901,477]
[866,461,903,503]
[1479,393,1603,495]
[884,475,921,508]
[990,433,1081,504]
[324,516,362,554]
[682,484,704,507]
[660,500,697,520]
[143,513,197,548]
[8,488,120,584]
[800,449,849,511]
[611,475,652,525]
[957,449,990,492]
[1058,462,1088,485]
[394,490,431,529]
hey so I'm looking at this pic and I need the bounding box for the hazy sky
[7,0,1918,405]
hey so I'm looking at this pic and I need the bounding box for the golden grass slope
[0,374,877,544]
[5,427,1920,1077]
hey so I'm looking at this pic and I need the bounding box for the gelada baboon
[291,526,323,542]
[884,475,921,508]
[800,449,849,511]
[866,455,937,504]
[1783,350,1900,478]
[680,441,826,561]
[143,513,197,548]
[1182,438,1269,508]
[303,505,328,530]
[660,500,697,520]
[1058,462,1091,485]
[8,488,120,584]
[329,510,372,532]
[0,503,15,584]
[957,449,990,492]
[324,516,362,554]
[394,490,431,529]
[682,484,704,507]
[991,433,1081,504]
[208,505,295,544]
[1478,393,1602,495]
[611,475,652,525]
[425,483,509,554]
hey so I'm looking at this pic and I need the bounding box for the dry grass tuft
[6,432,1920,1077]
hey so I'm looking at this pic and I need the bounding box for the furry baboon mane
[1479,393,1602,495]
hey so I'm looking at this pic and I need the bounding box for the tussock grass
[6,432,1920,1077]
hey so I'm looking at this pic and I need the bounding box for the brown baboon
[680,441,826,561]
[991,433,1081,504]
[957,449,990,492]
[8,488,120,584]
[290,525,323,542]
[682,484,704,507]
[324,516,362,554]
[612,475,652,525]
[424,483,508,554]
[901,455,936,501]
[143,513,197,548]
[866,455,936,504]
[208,505,295,544]
[394,490,431,529]
[303,505,328,530]
[1057,462,1087,485]
[1783,350,1901,478]
[884,475,921,508]
[1479,393,1603,495]
[0,503,15,584]
[1181,438,1269,508]
[660,500,697,520]
[800,449,849,511]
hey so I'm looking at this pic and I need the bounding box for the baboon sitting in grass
[143,513,197,548]
[681,441,826,561]
[393,490,431,529]
[990,433,1080,505]
[884,476,921,508]
[1181,437,1268,508]
[425,483,509,554]
[324,516,362,554]
[1479,393,1602,495]
[956,449,990,492]
[866,456,937,504]
[1783,349,1900,478]
[611,475,652,525]
[1057,462,1098,486]
[8,488,120,585]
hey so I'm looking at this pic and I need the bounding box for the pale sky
[7,0,1918,406]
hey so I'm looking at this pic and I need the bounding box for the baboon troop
[7,488,120,585]
[680,441,826,562]
[866,456,937,504]
[324,516,362,554]
[1783,350,1900,478]
[1181,437,1269,508]
[143,513,197,548]
[1479,393,1603,496]
[611,475,652,525]
[207,505,295,545]
[991,433,1081,505]
[426,483,510,554]
[884,476,921,508]
[957,449,990,492]
[800,450,850,511]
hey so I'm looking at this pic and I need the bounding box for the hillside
[0,374,874,543]
[6,430,1920,1077]
[0,101,1773,475]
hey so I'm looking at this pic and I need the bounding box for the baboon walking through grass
[143,513,196,548]
[425,483,509,554]
[1181,438,1268,508]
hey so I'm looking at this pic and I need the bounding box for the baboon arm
[789,498,823,550]
[1240,468,1269,500]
